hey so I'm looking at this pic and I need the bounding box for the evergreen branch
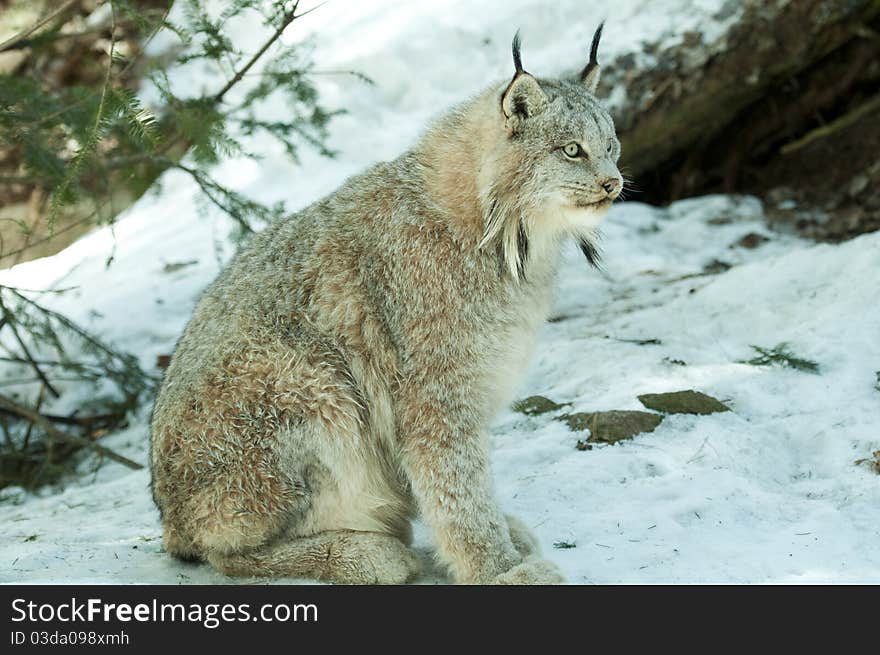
[24,2,171,132]
[172,162,254,232]
[0,0,340,490]
[213,1,301,103]
[740,343,820,373]
[46,3,118,231]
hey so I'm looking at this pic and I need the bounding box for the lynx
[150,24,622,584]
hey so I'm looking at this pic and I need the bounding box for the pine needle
[740,343,820,373]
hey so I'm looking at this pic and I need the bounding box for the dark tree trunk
[606,0,880,241]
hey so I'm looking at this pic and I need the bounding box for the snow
[2,0,878,584]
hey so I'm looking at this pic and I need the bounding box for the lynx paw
[355,535,422,584]
[506,514,541,557]
[491,556,566,585]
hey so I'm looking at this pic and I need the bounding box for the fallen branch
[0,392,142,470]
[781,92,880,155]
[0,406,124,429]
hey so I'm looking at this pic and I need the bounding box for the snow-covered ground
[2,0,878,584]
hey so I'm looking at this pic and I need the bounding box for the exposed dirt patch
[637,390,730,415]
[558,410,664,445]
[512,395,570,416]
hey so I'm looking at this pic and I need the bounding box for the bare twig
[0,407,124,429]
[0,393,142,470]
[0,213,96,261]
[171,162,254,232]
[2,286,154,381]
[0,298,61,398]
[0,0,80,53]
[0,412,13,450]
[22,384,46,450]
[0,356,106,371]
[0,376,102,388]
[781,92,880,155]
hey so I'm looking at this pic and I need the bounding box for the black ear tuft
[579,21,604,83]
[501,31,548,123]
[578,237,602,269]
[512,30,523,74]
[590,21,605,68]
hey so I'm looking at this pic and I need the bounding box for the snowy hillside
[1,0,878,584]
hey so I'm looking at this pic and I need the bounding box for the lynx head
[477,23,622,280]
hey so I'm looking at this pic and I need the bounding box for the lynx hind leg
[162,522,201,562]
[172,433,420,584]
[176,450,420,584]
[156,333,418,583]
[209,531,421,584]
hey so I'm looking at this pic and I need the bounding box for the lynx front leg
[398,385,564,584]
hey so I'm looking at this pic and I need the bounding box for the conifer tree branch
[213,1,301,103]
[46,2,117,231]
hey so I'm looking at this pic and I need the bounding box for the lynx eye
[606,141,614,154]
[562,143,581,158]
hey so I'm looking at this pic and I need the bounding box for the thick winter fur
[150,25,622,584]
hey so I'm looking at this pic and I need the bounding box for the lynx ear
[501,32,548,127]
[579,22,604,94]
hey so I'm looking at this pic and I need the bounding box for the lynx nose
[600,178,621,197]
